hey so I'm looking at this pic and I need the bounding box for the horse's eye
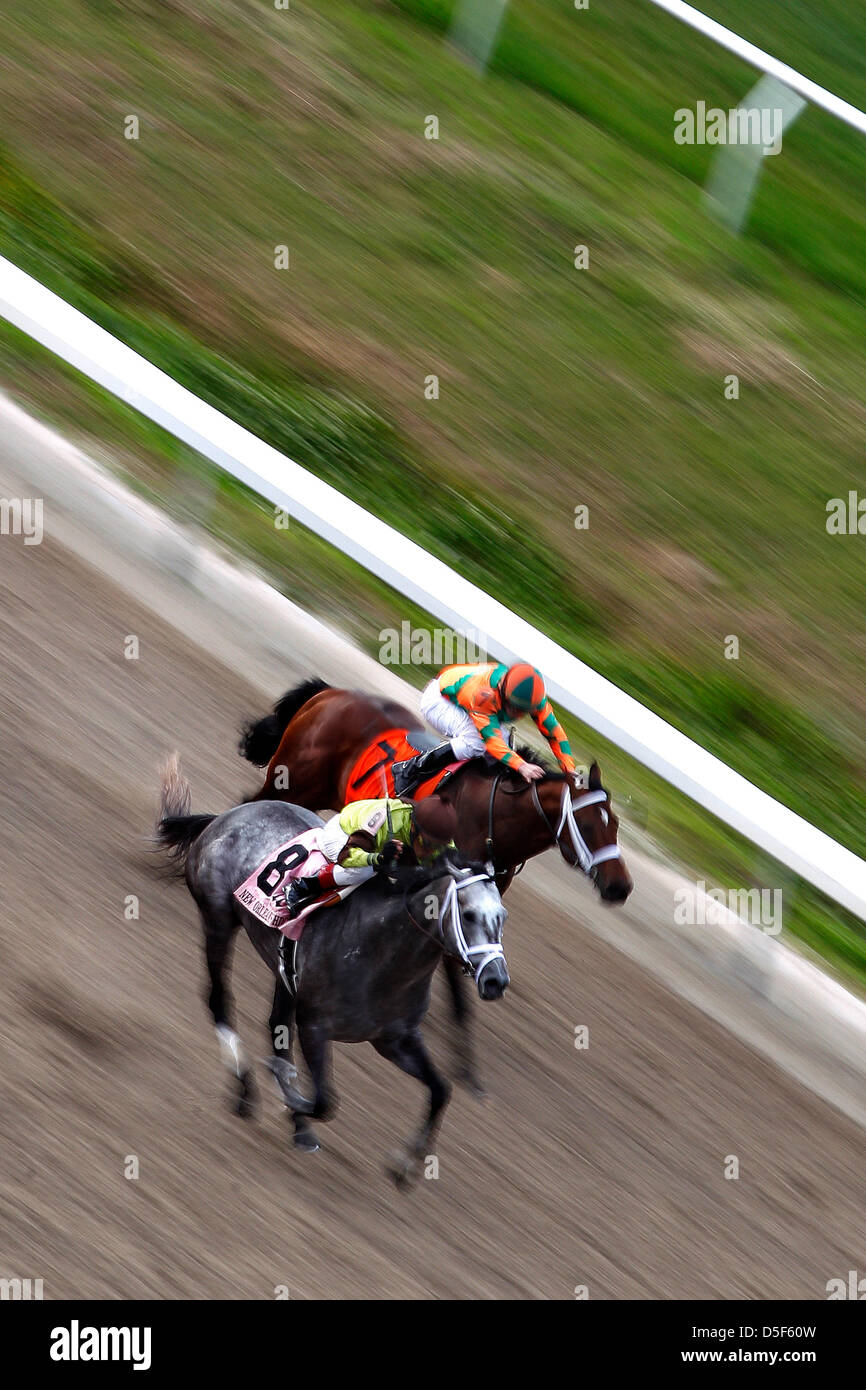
[600,810,609,827]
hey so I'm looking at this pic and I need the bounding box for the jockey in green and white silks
[284,798,451,918]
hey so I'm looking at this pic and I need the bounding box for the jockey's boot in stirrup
[284,874,324,918]
[392,741,454,796]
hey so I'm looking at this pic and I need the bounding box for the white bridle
[557,786,622,876]
[439,872,507,981]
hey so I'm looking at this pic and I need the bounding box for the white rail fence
[646,0,866,228]
[454,0,866,135]
[453,0,866,229]
[646,0,866,135]
[2,254,865,918]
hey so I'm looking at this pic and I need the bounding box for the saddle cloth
[345,727,464,802]
[233,826,356,940]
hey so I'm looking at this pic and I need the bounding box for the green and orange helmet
[501,662,546,714]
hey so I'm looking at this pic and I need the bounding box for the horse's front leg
[441,954,484,1098]
[373,1030,452,1188]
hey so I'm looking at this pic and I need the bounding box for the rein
[484,771,504,863]
[530,779,558,841]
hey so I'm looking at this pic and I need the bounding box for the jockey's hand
[518,762,545,782]
[381,838,404,871]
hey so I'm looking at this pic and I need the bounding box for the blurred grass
[1,0,866,983]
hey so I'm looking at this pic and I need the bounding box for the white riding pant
[419,679,487,762]
[318,814,377,886]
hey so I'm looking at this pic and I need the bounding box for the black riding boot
[284,874,322,918]
[392,741,455,796]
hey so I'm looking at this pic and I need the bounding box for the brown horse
[241,681,631,890]
[240,679,633,1088]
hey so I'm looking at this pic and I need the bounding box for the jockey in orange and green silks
[392,661,577,794]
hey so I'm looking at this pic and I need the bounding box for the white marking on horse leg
[215,1023,248,1077]
[265,1054,298,1091]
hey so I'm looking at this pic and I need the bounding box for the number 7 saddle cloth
[345,728,463,802]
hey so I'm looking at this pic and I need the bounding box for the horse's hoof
[387,1148,418,1189]
[293,1130,320,1153]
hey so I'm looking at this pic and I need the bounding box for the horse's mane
[471,742,571,783]
[397,850,494,894]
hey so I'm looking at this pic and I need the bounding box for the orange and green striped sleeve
[532,699,576,772]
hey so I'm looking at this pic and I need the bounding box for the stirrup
[392,742,453,795]
[278,936,298,996]
[284,882,315,917]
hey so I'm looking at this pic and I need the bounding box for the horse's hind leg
[201,910,257,1118]
[263,975,317,1151]
[441,954,484,1098]
[373,1030,452,1188]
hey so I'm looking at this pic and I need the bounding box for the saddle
[345,728,466,802]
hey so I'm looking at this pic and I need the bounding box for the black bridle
[483,768,562,868]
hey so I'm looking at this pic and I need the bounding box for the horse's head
[415,854,509,1000]
[550,761,633,905]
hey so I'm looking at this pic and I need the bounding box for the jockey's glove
[381,839,404,871]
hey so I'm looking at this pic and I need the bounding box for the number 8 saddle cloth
[233,826,339,939]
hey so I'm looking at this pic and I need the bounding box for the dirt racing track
[0,419,864,1299]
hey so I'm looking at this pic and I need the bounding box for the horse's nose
[477,958,509,1000]
[600,874,633,904]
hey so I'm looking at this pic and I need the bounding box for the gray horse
[156,757,509,1181]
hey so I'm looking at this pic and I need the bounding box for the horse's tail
[238,677,331,766]
[155,753,215,870]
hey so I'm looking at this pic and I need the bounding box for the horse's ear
[589,760,602,791]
